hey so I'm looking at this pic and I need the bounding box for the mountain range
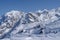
[0,8,60,40]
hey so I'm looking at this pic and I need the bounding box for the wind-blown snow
[0,8,60,40]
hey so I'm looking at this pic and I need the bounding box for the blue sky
[0,0,60,15]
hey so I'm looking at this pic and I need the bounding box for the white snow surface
[0,8,60,40]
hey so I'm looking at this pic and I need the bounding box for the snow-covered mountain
[0,8,60,40]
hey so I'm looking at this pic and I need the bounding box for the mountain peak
[0,8,60,39]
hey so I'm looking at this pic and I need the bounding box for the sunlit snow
[0,8,60,40]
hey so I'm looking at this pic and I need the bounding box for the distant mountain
[0,8,60,40]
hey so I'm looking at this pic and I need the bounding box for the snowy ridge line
[0,7,60,39]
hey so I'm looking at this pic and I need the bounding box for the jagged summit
[0,8,60,39]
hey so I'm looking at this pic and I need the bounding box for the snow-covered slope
[0,8,60,40]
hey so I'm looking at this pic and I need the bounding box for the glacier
[0,8,60,40]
